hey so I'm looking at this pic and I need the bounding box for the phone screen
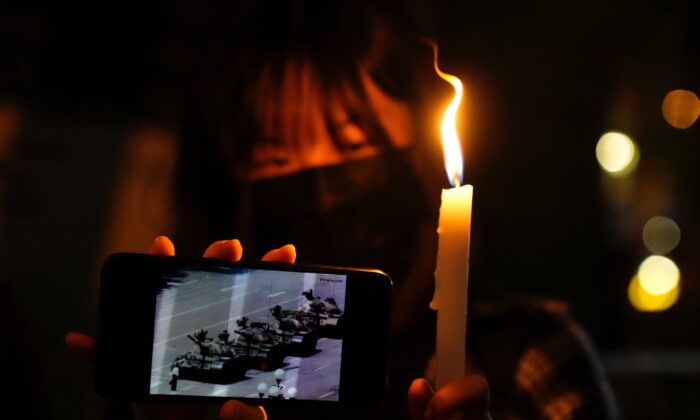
[149,265,347,401]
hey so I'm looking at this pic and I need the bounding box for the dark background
[0,1,698,418]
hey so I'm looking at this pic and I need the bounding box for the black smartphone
[95,253,392,407]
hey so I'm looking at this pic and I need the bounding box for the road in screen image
[149,268,346,401]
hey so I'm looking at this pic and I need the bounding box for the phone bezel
[95,253,392,407]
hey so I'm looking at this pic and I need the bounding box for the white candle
[429,42,472,389]
[432,184,472,388]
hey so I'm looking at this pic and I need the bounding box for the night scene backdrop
[0,0,698,418]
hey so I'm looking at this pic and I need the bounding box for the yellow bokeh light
[595,132,639,176]
[643,216,681,255]
[638,255,680,295]
[628,274,679,312]
[662,89,700,129]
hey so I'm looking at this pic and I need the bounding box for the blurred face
[247,63,414,180]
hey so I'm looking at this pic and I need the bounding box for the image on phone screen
[148,266,346,401]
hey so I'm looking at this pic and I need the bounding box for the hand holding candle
[429,45,473,390]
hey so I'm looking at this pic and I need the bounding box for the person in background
[69,1,618,419]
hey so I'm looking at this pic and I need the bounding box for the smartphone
[95,253,392,407]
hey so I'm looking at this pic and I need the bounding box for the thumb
[408,378,434,420]
[219,400,267,420]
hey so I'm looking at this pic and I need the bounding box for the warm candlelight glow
[431,44,464,187]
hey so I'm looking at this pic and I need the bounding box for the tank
[298,289,345,338]
[236,316,318,359]
[269,305,319,356]
[170,310,322,387]
[170,332,250,384]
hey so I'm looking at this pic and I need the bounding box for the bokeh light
[662,89,700,129]
[643,216,681,255]
[595,132,639,176]
[628,274,679,312]
[638,255,680,295]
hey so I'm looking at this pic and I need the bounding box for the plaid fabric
[469,299,619,420]
[516,345,583,418]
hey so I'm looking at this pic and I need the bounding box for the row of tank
[170,288,344,385]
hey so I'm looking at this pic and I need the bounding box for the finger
[261,244,296,263]
[219,400,267,420]
[424,375,490,420]
[408,378,434,420]
[150,236,175,256]
[65,332,96,363]
[204,239,244,262]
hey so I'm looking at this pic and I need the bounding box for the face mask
[239,151,430,280]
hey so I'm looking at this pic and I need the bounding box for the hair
[175,0,429,253]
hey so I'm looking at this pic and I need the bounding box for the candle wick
[453,175,461,188]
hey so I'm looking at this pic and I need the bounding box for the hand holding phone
[66,237,298,420]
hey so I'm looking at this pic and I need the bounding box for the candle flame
[432,43,464,187]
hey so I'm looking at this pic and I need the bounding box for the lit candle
[430,45,472,390]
